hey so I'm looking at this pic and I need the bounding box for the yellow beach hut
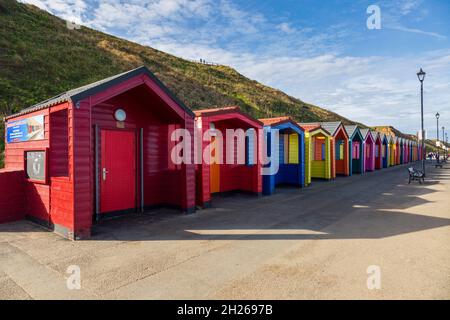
[389,136,396,166]
[299,123,333,186]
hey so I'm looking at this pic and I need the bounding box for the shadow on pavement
[2,164,449,242]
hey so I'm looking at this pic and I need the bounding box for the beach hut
[405,140,410,163]
[260,117,305,195]
[410,141,415,162]
[389,136,396,166]
[344,125,364,175]
[321,122,350,177]
[400,138,405,164]
[402,138,408,164]
[414,141,419,161]
[298,124,333,185]
[394,137,401,165]
[409,140,414,162]
[360,129,375,172]
[195,107,263,207]
[372,131,383,170]
[380,133,389,168]
[1,66,197,239]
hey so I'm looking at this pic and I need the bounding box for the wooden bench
[408,167,425,184]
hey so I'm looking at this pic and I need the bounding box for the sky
[20,0,450,139]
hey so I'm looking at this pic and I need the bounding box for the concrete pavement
[1,163,449,299]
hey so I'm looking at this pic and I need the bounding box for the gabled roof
[194,106,239,117]
[387,135,394,143]
[195,106,263,126]
[344,125,363,140]
[298,123,321,132]
[320,121,346,137]
[259,116,291,126]
[359,128,371,140]
[259,117,304,132]
[293,121,343,137]
[298,123,331,135]
[371,131,380,141]
[6,66,195,119]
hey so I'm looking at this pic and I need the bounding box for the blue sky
[20,0,450,139]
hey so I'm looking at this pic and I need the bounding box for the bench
[408,167,425,184]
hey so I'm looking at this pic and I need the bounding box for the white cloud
[387,25,446,40]
[19,0,87,24]
[17,0,450,137]
[277,22,296,34]
[380,0,446,40]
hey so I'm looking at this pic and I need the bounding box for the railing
[187,59,223,67]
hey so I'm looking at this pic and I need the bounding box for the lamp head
[417,68,426,82]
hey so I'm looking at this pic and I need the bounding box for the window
[352,142,360,159]
[50,109,69,177]
[336,140,344,160]
[375,145,379,158]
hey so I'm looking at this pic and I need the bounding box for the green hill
[0,0,387,167]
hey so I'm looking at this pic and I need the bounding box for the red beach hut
[1,66,196,239]
[194,107,263,207]
[372,131,383,170]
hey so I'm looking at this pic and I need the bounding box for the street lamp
[436,112,440,163]
[417,68,426,175]
[436,113,440,141]
[443,126,446,160]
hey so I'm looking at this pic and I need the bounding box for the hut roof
[6,66,195,119]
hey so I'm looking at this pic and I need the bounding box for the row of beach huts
[0,66,422,239]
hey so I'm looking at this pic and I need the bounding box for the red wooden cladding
[70,74,196,237]
[1,71,196,239]
[0,170,25,223]
[195,108,263,207]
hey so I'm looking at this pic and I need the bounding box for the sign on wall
[25,150,47,182]
[6,115,45,143]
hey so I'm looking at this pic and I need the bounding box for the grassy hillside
[0,0,397,168]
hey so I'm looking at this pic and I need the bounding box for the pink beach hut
[360,128,375,172]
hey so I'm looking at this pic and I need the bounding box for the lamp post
[446,132,449,160]
[436,112,440,163]
[443,126,446,160]
[417,68,426,175]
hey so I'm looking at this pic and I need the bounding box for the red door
[100,130,136,214]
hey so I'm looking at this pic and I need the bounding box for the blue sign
[6,115,45,143]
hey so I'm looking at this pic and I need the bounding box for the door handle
[102,168,109,181]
